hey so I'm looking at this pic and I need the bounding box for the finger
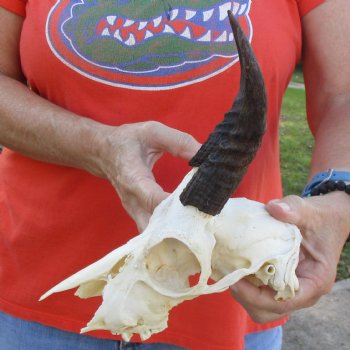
[120,184,168,233]
[133,183,169,231]
[144,122,201,161]
[231,279,285,311]
[232,275,324,319]
[133,210,151,233]
[113,169,169,230]
[299,248,306,262]
[266,195,311,229]
[296,257,335,295]
[133,175,169,211]
[121,179,168,214]
[230,279,290,323]
[286,276,324,308]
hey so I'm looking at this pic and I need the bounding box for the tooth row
[197,30,234,43]
[105,15,164,29]
[105,1,248,28]
[101,1,248,46]
[102,27,235,46]
[170,1,246,22]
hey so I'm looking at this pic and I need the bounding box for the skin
[231,0,350,323]
[0,8,200,232]
[0,0,349,328]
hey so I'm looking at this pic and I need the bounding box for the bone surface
[40,169,301,342]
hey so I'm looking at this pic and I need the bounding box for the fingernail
[270,200,291,212]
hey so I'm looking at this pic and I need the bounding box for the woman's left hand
[230,192,350,323]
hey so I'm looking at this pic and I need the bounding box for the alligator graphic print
[46,0,253,90]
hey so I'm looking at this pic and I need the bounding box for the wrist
[302,169,350,197]
[87,122,143,180]
[302,169,350,244]
[78,119,113,179]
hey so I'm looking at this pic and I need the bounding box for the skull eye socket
[145,238,201,292]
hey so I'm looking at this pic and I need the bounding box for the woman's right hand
[0,8,200,232]
[93,121,200,232]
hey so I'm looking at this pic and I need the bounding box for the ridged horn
[179,11,267,216]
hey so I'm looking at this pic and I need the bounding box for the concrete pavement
[283,278,350,349]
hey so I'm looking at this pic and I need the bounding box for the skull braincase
[40,169,301,342]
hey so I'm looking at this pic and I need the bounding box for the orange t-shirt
[0,1,324,349]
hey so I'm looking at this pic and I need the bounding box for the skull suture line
[40,12,302,342]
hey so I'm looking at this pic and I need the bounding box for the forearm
[309,97,350,176]
[0,73,107,177]
[0,73,200,230]
[304,96,350,244]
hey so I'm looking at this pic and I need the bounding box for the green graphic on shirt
[47,0,252,88]
[60,0,251,73]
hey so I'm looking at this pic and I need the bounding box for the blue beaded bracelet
[302,169,350,197]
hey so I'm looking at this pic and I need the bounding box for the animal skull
[40,169,301,341]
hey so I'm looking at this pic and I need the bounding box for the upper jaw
[96,1,251,47]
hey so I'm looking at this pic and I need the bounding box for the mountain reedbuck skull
[40,12,301,342]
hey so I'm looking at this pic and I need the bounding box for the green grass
[281,84,349,280]
[280,88,313,196]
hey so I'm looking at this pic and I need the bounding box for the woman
[0,1,349,349]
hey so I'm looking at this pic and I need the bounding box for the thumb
[266,195,309,228]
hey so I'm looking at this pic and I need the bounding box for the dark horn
[179,11,267,216]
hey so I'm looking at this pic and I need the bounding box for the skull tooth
[122,333,132,342]
[140,330,152,341]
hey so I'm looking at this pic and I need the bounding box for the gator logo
[46,0,253,90]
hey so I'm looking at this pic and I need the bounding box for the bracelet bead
[309,180,350,197]
[302,169,350,197]
[318,183,328,194]
[325,180,336,191]
[310,187,320,196]
[335,181,346,191]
